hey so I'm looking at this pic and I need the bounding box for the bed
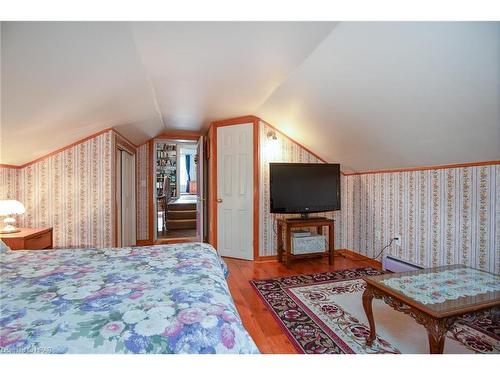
[0,242,259,354]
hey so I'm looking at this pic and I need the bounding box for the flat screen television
[270,163,341,215]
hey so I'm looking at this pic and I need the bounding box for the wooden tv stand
[276,217,334,267]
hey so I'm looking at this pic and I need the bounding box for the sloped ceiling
[257,22,500,172]
[0,21,335,165]
[1,21,499,170]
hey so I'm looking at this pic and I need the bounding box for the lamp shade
[0,200,26,216]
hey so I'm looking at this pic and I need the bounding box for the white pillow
[0,239,11,253]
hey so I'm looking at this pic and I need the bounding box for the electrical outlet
[394,235,401,246]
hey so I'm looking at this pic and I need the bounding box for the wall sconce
[265,129,281,161]
[267,130,277,141]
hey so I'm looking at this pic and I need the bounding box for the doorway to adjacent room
[154,137,204,242]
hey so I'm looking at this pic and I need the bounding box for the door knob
[217,198,223,203]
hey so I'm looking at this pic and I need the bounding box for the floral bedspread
[0,242,259,354]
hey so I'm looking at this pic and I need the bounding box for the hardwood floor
[158,228,197,239]
[224,250,382,354]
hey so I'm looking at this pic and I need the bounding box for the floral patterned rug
[251,268,500,354]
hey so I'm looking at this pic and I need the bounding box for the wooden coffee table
[362,265,500,354]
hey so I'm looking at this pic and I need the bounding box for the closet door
[121,151,136,247]
[116,149,136,247]
[115,149,123,246]
[196,136,204,241]
[216,123,253,260]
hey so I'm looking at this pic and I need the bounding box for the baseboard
[136,240,154,246]
[254,249,382,268]
[255,255,278,262]
[254,249,381,268]
[221,255,256,262]
[135,240,380,268]
[337,249,382,268]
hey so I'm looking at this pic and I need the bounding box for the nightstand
[0,227,53,250]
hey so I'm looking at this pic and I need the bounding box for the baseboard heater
[382,255,424,273]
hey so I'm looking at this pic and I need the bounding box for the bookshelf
[156,142,178,198]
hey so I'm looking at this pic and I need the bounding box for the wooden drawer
[1,228,53,250]
[25,232,52,249]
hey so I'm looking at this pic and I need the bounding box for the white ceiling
[1,21,499,170]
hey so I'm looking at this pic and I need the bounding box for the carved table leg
[426,319,449,354]
[362,285,377,346]
[360,282,461,354]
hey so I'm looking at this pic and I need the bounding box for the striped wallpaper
[258,122,499,274]
[258,121,345,257]
[0,131,114,248]
[0,167,19,201]
[3,123,496,274]
[343,166,499,274]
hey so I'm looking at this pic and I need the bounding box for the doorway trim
[148,130,204,245]
[114,132,137,247]
[208,115,260,261]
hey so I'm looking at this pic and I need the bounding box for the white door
[121,151,136,246]
[115,149,123,246]
[216,123,253,260]
[196,136,204,242]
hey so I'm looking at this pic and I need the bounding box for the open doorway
[155,139,201,240]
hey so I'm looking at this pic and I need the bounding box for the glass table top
[364,265,500,317]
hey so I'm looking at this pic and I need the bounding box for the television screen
[270,163,340,214]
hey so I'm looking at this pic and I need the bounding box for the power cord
[371,238,395,260]
[271,214,396,261]
[347,237,396,262]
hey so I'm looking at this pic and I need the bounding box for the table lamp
[0,200,26,233]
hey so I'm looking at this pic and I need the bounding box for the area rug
[250,268,500,354]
